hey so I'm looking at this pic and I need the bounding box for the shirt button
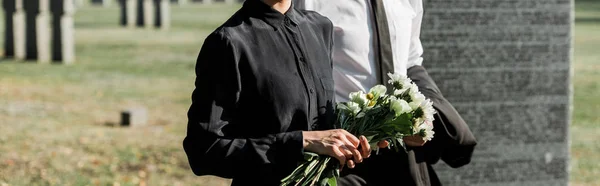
[310,89,314,93]
[299,57,305,62]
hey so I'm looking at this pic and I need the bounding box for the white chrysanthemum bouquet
[281,73,436,186]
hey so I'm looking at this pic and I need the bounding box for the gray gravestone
[51,0,76,64]
[123,0,167,29]
[126,0,135,28]
[170,0,186,6]
[13,0,25,60]
[120,107,148,127]
[24,0,40,60]
[143,0,153,29]
[154,0,169,29]
[420,0,572,185]
[61,0,76,64]
[90,0,110,7]
[3,0,15,58]
[159,0,169,29]
[118,0,136,27]
[37,0,51,63]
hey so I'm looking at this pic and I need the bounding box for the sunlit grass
[0,3,240,186]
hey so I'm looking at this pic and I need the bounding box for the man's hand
[375,135,427,149]
[302,129,364,168]
[403,135,426,147]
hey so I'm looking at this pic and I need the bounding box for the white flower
[368,85,387,99]
[389,97,411,116]
[418,122,435,141]
[408,87,426,110]
[346,102,361,116]
[387,72,412,89]
[393,89,406,97]
[349,91,369,107]
[420,99,436,123]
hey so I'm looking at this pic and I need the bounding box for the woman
[182,0,372,185]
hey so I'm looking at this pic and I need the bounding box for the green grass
[571,1,600,185]
[0,3,240,186]
[0,1,598,186]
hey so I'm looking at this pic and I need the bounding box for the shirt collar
[243,0,301,30]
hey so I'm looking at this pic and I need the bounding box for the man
[296,0,478,185]
[182,0,373,185]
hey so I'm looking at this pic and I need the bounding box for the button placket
[283,22,316,130]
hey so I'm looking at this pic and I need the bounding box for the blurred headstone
[13,0,25,60]
[121,0,167,29]
[120,107,148,127]
[126,0,136,27]
[119,0,136,27]
[90,0,110,7]
[3,0,15,58]
[36,0,51,63]
[143,0,153,29]
[421,0,572,185]
[170,0,187,6]
[24,0,40,60]
[153,0,169,30]
[51,0,76,64]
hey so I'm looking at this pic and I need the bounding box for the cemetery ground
[0,3,239,186]
[571,1,600,186]
[0,1,597,186]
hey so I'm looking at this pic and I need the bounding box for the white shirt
[302,0,424,102]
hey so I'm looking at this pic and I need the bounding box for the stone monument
[143,0,153,29]
[120,0,137,28]
[420,0,572,185]
[119,0,136,27]
[13,0,25,60]
[37,0,51,63]
[154,0,169,30]
[3,0,15,58]
[170,0,187,6]
[91,0,110,7]
[122,0,168,29]
[51,0,76,64]
[120,107,148,127]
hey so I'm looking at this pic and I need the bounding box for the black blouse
[182,0,335,185]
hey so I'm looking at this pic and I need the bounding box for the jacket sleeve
[407,65,477,168]
[182,32,304,178]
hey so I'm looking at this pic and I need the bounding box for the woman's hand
[302,129,366,168]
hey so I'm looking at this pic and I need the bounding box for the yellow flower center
[366,93,374,100]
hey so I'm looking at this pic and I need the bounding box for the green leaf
[304,152,319,161]
[327,176,337,186]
